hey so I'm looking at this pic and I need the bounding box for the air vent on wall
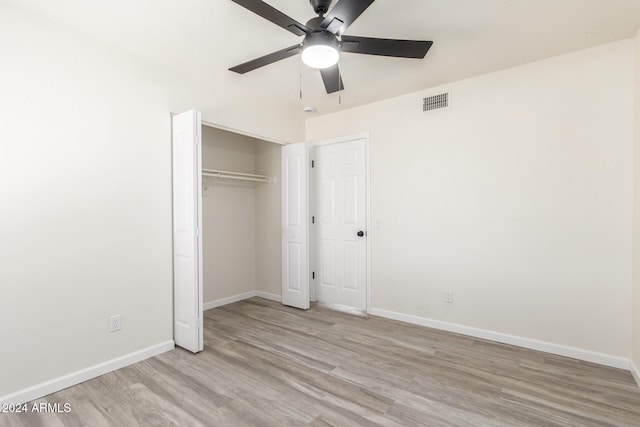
[423,93,449,112]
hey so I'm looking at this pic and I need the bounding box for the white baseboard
[631,360,640,387]
[368,308,630,370]
[203,291,257,310]
[255,291,282,302]
[0,340,174,406]
[204,291,282,310]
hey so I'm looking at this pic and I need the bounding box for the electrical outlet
[444,290,454,303]
[109,314,121,332]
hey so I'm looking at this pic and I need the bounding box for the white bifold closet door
[172,110,203,353]
[281,142,310,309]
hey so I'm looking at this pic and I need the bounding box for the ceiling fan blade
[230,0,310,36]
[229,44,301,74]
[321,0,375,36]
[320,64,344,94]
[340,36,433,58]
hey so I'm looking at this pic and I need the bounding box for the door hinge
[311,160,315,168]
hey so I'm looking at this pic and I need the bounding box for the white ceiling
[5,0,640,118]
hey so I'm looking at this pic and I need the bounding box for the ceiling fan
[229,0,433,94]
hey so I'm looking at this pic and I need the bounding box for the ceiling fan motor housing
[309,0,333,15]
[305,16,326,32]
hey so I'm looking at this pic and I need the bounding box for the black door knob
[357,231,364,237]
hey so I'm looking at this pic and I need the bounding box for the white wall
[633,30,640,381]
[0,3,298,400]
[307,39,635,359]
[0,5,171,398]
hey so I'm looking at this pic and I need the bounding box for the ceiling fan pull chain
[299,59,303,100]
[338,67,342,105]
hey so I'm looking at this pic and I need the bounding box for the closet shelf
[202,168,273,183]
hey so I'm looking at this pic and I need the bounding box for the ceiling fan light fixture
[301,31,339,69]
[302,45,339,69]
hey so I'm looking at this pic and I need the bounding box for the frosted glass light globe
[301,44,340,69]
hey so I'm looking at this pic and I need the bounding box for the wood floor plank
[2,297,639,426]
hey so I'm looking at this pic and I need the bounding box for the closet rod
[202,168,271,183]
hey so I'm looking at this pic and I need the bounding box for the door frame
[307,133,372,313]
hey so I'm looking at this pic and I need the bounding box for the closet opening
[200,123,283,312]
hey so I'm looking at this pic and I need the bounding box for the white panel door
[314,138,366,310]
[281,142,310,309]
[172,110,203,353]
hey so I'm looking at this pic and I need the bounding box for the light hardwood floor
[2,297,640,426]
